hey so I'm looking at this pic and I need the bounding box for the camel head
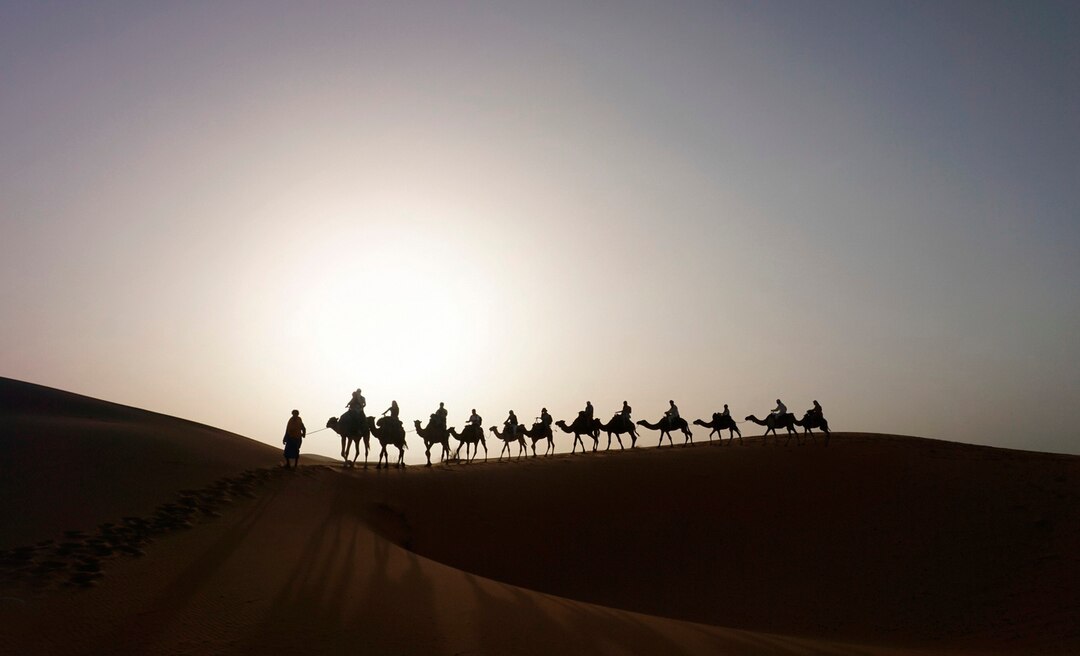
[326,417,339,432]
[413,419,423,429]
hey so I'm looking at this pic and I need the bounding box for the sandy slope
[2,379,1078,655]
[0,378,284,547]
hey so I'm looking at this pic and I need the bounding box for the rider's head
[669,400,675,405]
[724,404,728,408]
[471,408,476,414]
[292,409,299,416]
[439,402,444,408]
[776,399,782,404]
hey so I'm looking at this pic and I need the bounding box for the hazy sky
[2,1,1078,459]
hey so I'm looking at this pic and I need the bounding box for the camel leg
[425,445,432,467]
[616,433,624,449]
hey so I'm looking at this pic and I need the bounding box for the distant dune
[1,379,1077,655]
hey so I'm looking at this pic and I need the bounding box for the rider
[807,399,822,419]
[347,388,366,414]
[468,408,483,428]
[771,398,787,420]
[617,400,632,428]
[345,388,367,434]
[720,403,731,419]
[434,402,448,430]
[538,407,553,428]
[504,410,519,438]
[382,400,401,426]
[583,401,594,423]
[665,400,680,424]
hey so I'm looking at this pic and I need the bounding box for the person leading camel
[282,409,306,469]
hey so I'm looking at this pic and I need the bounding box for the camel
[555,416,602,453]
[744,413,800,446]
[369,416,408,469]
[489,425,528,460]
[326,411,370,467]
[693,413,743,444]
[413,418,451,466]
[448,425,487,462]
[598,415,638,450]
[519,422,555,456]
[636,416,693,447]
[793,412,831,446]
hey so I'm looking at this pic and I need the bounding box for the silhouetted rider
[770,398,787,420]
[468,408,482,427]
[504,410,519,438]
[538,407,552,427]
[434,402,448,430]
[382,400,401,426]
[665,400,680,424]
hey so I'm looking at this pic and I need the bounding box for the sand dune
[2,379,1078,655]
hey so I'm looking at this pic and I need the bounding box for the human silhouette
[468,408,482,427]
[344,388,367,435]
[383,400,400,420]
[282,409,306,468]
[538,407,552,428]
[808,399,823,419]
[504,410,519,438]
[721,403,731,418]
[582,401,594,422]
[665,400,680,423]
[434,401,448,430]
[770,398,787,420]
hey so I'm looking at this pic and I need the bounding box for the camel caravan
[323,390,831,469]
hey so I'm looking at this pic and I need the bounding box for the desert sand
[1,378,1078,655]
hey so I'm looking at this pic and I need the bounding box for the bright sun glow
[257,214,501,401]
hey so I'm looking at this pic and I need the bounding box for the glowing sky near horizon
[2,1,1078,459]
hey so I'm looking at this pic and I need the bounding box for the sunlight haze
[2,1,1078,460]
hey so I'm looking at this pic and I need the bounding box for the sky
[2,1,1078,460]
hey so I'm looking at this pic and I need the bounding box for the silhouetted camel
[636,416,693,447]
[519,422,555,456]
[555,416,602,453]
[599,415,638,450]
[794,412,831,446]
[413,419,451,466]
[694,413,743,444]
[489,426,527,460]
[744,414,800,446]
[448,425,487,462]
[326,412,370,468]
[369,416,407,469]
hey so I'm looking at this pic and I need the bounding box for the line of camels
[325,407,831,469]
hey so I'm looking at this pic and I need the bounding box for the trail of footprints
[0,466,324,592]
